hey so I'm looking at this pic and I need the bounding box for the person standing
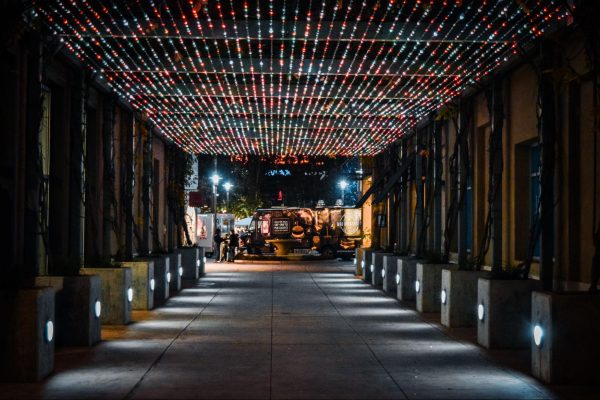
[228,229,239,262]
[220,234,229,262]
[213,229,223,262]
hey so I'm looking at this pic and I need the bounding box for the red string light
[38,0,568,155]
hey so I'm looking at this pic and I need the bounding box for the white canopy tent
[235,217,253,230]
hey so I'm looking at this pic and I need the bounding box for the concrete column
[415,129,424,258]
[491,78,504,273]
[67,72,83,269]
[457,102,469,266]
[23,33,43,279]
[539,40,557,291]
[122,111,134,260]
[433,119,443,255]
[0,38,21,282]
[102,96,115,261]
[399,141,408,252]
[166,146,175,253]
[141,124,152,256]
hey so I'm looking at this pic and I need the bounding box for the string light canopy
[37,0,568,156]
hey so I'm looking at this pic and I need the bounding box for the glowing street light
[223,181,233,208]
[211,173,221,243]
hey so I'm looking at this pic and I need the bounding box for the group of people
[213,229,239,262]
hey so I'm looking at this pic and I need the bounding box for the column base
[0,287,55,381]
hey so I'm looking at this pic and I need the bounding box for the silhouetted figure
[214,229,223,261]
[220,234,229,262]
[228,229,239,262]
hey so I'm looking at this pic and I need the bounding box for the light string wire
[38,0,568,156]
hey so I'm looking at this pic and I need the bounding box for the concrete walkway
[2,261,562,399]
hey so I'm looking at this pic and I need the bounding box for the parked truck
[243,207,362,259]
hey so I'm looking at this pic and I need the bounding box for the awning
[235,217,253,228]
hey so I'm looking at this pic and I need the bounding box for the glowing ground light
[415,280,421,293]
[196,259,200,267]
[167,272,172,283]
[395,274,400,285]
[94,300,102,318]
[150,278,155,291]
[179,267,184,277]
[353,258,357,265]
[441,289,447,305]
[45,320,54,342]
[381,268,386,279]
[533,324,544,347]
[127,287,133,303]
[36,1,569,156]
[370,265,374,273]
[203,257,207,264]
[361,261,365,269]
[478,303,485,321]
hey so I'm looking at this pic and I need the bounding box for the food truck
[244,207,362,259]
[194,212,235,256]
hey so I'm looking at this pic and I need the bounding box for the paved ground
[1,260,593,399]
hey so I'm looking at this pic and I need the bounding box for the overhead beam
[61,21,513,44]
[160,116,404,130]
[99,57,467,77]
[125,82,458,100]
[103,69,463,78]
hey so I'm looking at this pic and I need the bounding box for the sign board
[272,218,290,235]
[196,213,213,249]
[339,208,362,236]
[188,191,204,207]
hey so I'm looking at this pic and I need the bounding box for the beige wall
[369,34,599,288]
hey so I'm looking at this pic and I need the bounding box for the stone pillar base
[120,261,154,310]
[440,269,488,328]
[382,255,401,293]
[145,256,170,303]
[531,291,600,384]
[178,247,199,280]
[168,255,182,292]
[371,252,392,287]
[362,249,376,283]
[477,278,541,349]
[80,267,132,325]
[0,287,55,381]
[416,263,449,313]
[397,258,418,301]
[198,247,206,276]
[34,275,101,346]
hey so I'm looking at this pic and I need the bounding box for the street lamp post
[223,182,233,210]
[211,173,221,242]
[339,180,348,206]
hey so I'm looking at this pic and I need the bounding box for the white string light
[38,1,568,155]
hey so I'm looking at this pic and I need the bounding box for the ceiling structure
[38,0,568,156]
